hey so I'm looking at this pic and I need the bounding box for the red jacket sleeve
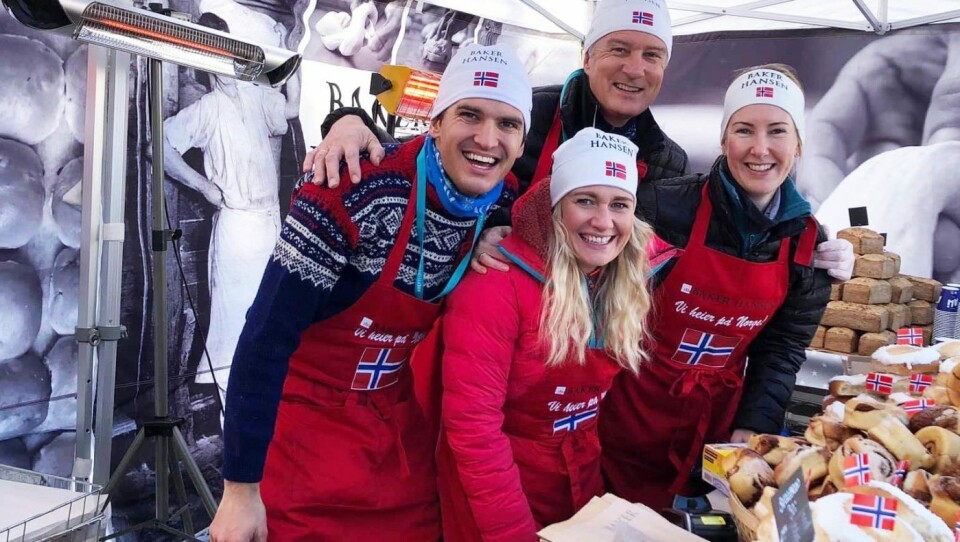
[441,267,538,541]
[646,232,679,269]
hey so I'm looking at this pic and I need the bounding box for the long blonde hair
[539,206,655,374]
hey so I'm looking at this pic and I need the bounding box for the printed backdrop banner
[296,0,581,144]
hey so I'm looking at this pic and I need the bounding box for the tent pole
[74,45,131,487]
[91,46,131,488]
[891,9,960,30]
[670,2,873,32]
[515,0,584,40]
[851,0,885,34]
[672,0,790,29]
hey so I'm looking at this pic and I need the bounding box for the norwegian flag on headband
[605,161,627,180]
[891,460,909,488]
[897,326,924,346]
[756,86,775,98]
[632,10,654,26]
[903,399,935,417]
[850,493,898,531]
[671,329,741,368]
[473,71,499,88]
[843,454,872,487]
[865,372,895,394]
[909,373,934,393]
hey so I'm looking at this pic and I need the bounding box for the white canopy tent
[668,1,960,35]
[429,0,960,39]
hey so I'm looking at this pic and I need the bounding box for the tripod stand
[101,56,218,541]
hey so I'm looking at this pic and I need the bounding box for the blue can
[939,286,960,313]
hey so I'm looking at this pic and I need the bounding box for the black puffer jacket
[489,71,687,226]
[640,159,831,434]
[321,71,687,225]
[514,71,688,193]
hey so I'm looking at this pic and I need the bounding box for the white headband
[584,0,673,60]
[550,128,639,207]
[430,43,533,133]
[721,68,805,143]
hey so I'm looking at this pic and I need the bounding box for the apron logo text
[674,301,769,330]
[548,394,601,413]
[683,284,779,310]
[353,327,427,346]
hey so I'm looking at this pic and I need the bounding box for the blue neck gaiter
[423,135,504,219]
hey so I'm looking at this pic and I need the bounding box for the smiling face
[558,186,635,273]
[722,104,801,209]
[429,98,526,197]
[583,30,668,128]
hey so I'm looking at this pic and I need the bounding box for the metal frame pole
[148,56,172,522]
[75,44,131,487]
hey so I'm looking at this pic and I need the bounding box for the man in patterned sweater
[209,43,531,542]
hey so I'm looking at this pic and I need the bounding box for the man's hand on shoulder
[302,115,385,188]
[470,226,513,274]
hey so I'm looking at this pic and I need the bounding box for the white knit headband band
[721,68,805,143]
[549,128,639,207]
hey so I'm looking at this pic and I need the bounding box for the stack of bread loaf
[723,340,960,541]
[809,227,944,356]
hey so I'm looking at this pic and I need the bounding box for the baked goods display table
[712,340,960,541]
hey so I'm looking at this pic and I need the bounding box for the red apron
[438,343,622,541]
[259,172,444,541]
[600,182,817,510]
[532,108,649,186]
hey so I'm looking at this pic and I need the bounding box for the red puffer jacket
[437,180,624,542]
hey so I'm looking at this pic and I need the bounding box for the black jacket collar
[558,71,665,156]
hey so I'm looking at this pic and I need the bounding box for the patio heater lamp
[1,0,300,538]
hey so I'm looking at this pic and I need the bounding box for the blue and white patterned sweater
[222,136,517,482]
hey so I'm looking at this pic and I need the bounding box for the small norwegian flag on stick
[909,373,933,393]
[954,511,960,542]
[850,493,898,530]
[897,326,924,346]
[902,399,935,417]
[865,372,895,394]
[844,454,872,487]
[891,460,909,487]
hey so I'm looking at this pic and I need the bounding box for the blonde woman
[437,128,654,541]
